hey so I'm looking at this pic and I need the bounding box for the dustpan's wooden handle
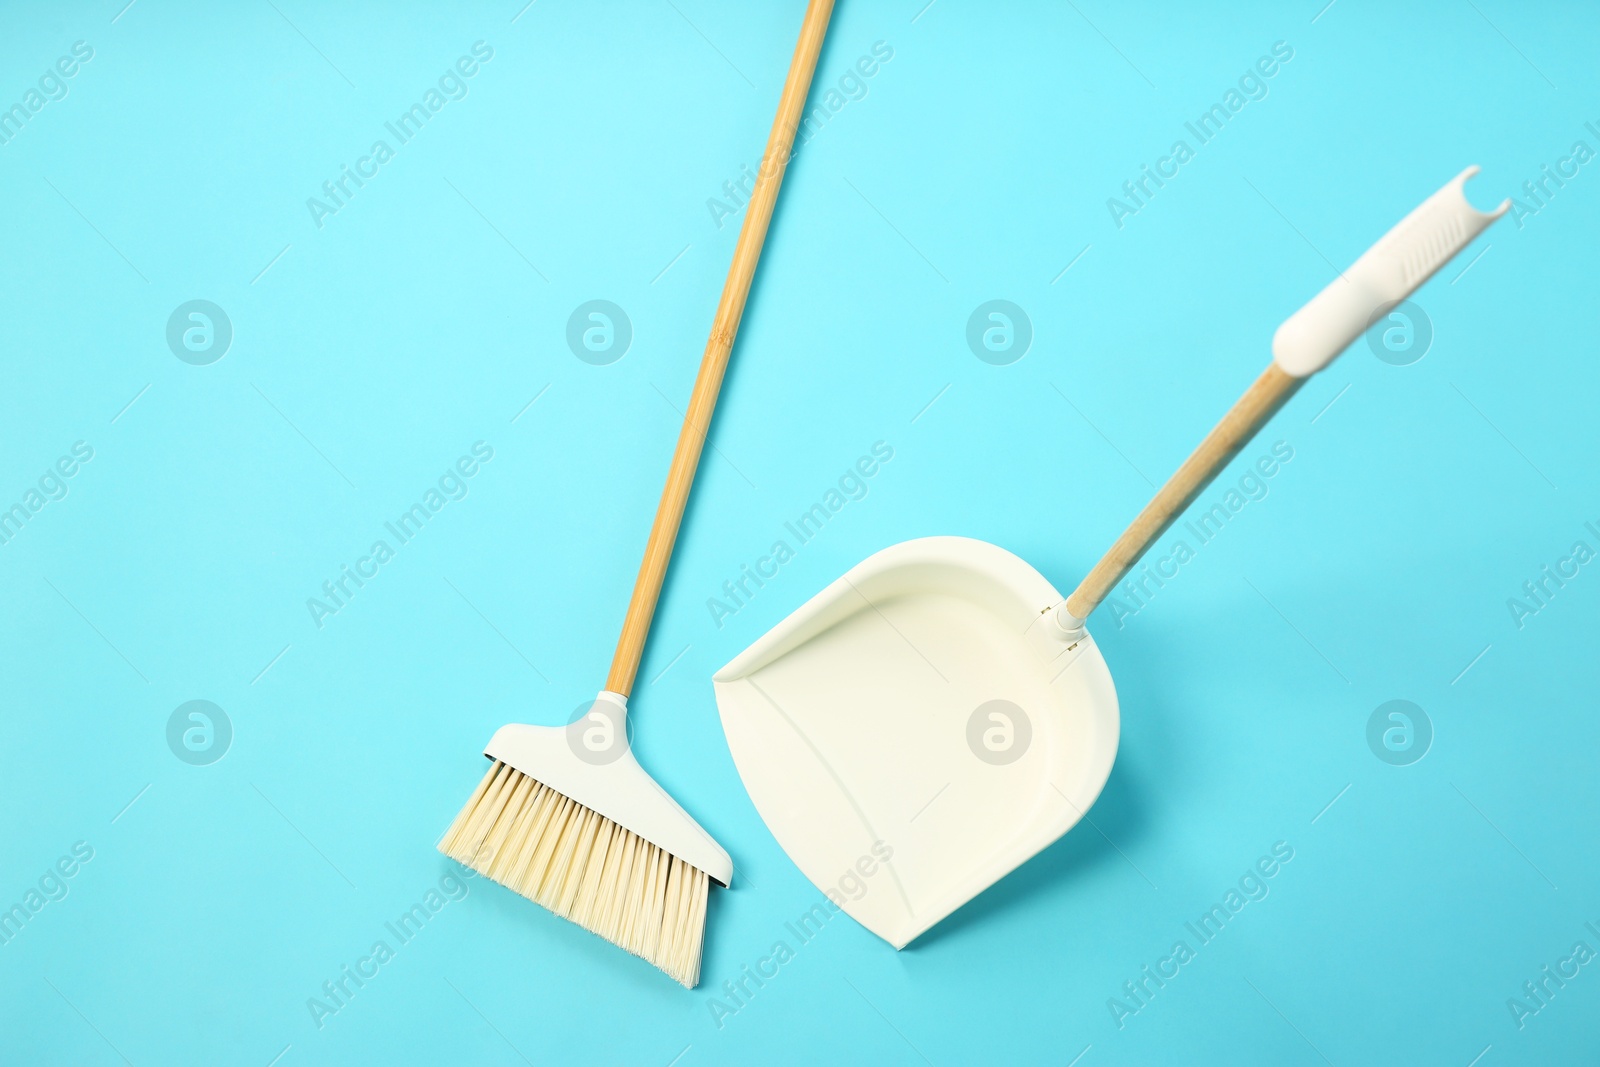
[1062,363,1302,622]
[1060,167,1506,629]
[606,0,835,696]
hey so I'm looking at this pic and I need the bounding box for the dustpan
[714,168,1507,948]
[716,535,1117,946]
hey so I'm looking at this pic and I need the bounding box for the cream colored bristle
[439,760,712,988]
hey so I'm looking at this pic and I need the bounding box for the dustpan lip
[714,534,1070,681]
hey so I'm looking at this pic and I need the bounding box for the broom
[439,0,836,988]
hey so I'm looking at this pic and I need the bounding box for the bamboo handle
[606,0,835,696]
[1059,169,1507,630]
[1063,363,1303,622]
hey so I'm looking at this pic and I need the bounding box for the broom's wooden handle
[1063,363,1303,621]
[606,0,835,697]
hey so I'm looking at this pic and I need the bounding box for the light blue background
[2,1,1597,1064]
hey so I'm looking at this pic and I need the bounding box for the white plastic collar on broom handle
[1052,167,1507,638]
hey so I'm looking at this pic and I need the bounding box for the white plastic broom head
[481,693,733,886]
[1272,165,1509,377]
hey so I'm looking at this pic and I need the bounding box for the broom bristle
[438,760,711,987]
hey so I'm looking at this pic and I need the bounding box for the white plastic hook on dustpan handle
[1051,166,1509,639]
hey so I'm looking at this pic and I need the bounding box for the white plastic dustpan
[716,536,1117,947]
[715,168,1507,948]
